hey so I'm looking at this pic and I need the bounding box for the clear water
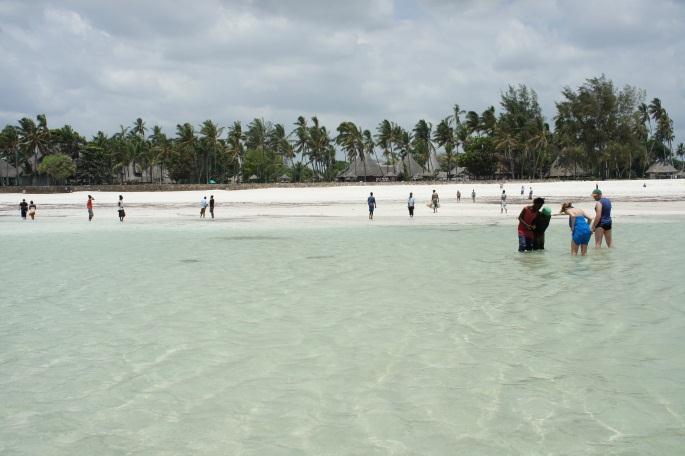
[1,218,684,455]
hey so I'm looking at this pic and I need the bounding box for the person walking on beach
[520,185,525,197]
[407,192,415,217]
[528,187,533,200]
[19,199,28,219]
[456,190,461,202]
[200,196,208,218]
[471,189,476,203]
[87,195,94,221]
[500,190,508,214]
[590,188,612,248]
[431,189,440,213]
[117,195,125,222]
[367,192,376,220]
[209,195,215,219]
[560,201,593,256]
[517,197,544,252]
[28,201,36,220]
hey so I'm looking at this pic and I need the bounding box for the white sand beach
[1,179,684,228]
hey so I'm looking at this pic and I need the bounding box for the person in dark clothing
[209,195,215,219]
[517,197,544,252]
[19,199,28,219]
[533,206,552,250]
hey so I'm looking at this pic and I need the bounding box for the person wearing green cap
[590,188,612,248]
[533,205,551,250]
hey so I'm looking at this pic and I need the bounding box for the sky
[1,0,683,144]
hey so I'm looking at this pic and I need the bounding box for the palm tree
[412,119,435,172]
[495,130,518,179]
[375,120,396,165]
[269,123,293,178]
[433,117,455,179]
[226,121,245,182]
[246,118,273,182]
[677,143,685,171]
[175,123,199,182]
[150,126,172,183]
[0,125,21,185]
[527,123,551,179]
[199,120,225,183]
[17,115,51,182]
[336,121,365,179]
[291,116,310,167]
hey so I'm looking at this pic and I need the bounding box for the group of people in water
[517,188,612,255]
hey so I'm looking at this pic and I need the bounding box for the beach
[1,179,684,227]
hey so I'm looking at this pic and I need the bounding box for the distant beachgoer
[456,190,461,202]
[209,195,215,219]
[528,187,533,200]
[471,189,476,203]
[643,183,647,188]
[533,206,552,250]
[500,190,507,214]
[517,197,544,252]
[595,183,599,190]
[117,195,125,222]
[560,201,593,256]
[408,192,415,217]
[200,196,208,218]
[28,201,36,220]
[520,185,525,196]
[367,192,376,220]
[590,189,612,248]
[87,195,94,221]
[19,199,28,219]
[431,189,439,213]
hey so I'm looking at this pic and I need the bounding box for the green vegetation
[0,75,680,185]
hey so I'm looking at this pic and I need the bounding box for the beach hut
[548,157,588,179]
[0,159,19,186]
[449,166,469,180]
[394,154,426,181]
[646,162,678,179]
[278,174,291,183]
[337,154,385,182]
[248,174,259,182]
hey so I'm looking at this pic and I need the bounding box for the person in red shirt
[87,195,94,221]
[518,197,544,252]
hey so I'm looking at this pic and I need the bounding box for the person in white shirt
[407,192,415,217]
[200,196,208,218]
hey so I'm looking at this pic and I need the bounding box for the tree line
[0,75,682,186]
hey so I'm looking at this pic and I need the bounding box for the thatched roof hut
[278,174,291,183]
[548,157,588,179]
[337,154,385,181]
[394,154,426,180]
[248,174,259,182]
[646,162,678,179]
[0,159,19,186]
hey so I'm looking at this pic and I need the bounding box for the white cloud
[0,0,683,144]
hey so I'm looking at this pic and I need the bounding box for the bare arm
[591,201,601,230]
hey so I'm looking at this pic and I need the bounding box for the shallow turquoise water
[1,218,684,455]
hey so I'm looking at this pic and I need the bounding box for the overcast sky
[1,0,683,143]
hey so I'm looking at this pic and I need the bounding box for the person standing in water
[500,190,508,214]
[87,195,94,221]
[117,195,125,222]
[28,201,36,220]
[517,197,544,252]
[431,189,440,213]
[533,206,552,250]
[456,190,461,202]
[590,188,612,248]
[209,195,215,219]
[407,192,415,217]
[471,189,476,203]
[19,199,28,220]
[367,192,376,220]
[200,196,208,218]
[560,201,593,256]
[528,186,533,200]
[520,185,525,197]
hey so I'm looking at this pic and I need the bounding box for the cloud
[0,0,683,144]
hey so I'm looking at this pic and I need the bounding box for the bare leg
[571,241,579,256]
[581,244,588,256]
[604,229,613,248]
[595,228,604,248]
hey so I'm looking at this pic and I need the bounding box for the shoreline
[1,179,684,228]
